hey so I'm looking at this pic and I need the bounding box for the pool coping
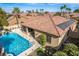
[11,28,41,56]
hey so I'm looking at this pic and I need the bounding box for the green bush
[68,50,79,56]
[63,43,79,56]
[37,48,44,56]
[53,51,67,56]
[44,46,56,56]
[40,33,46,46]
[0,19,9,26]
[63,43,78,51]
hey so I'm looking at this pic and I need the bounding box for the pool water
[0,32,32,56]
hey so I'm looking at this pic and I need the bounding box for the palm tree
[32,10,34,13]
[63,5,67,10]
[12,7,20,14]
[60,4,72,18]
[60,5,67,16]
[39,9,44,15]
[66,8,71,14]
[12,7,21,27]
[40,9,44,14]
[60,6,64,16]
[0,8,6,14]
[63,5,67,16]
[40,9,44,12]
[0,8,6,18]
[36,9,39,13]
[26,10,32,14]
[68,8,71,14]
[65,7,71,18]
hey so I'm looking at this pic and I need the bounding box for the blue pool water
[0,32,32,56]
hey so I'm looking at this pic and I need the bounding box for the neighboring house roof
[8,13,76,37]
[71,13,79,17]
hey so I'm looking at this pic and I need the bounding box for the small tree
[53,51,67,56]
[66,8,71,14]
[0,8,8,26]
[40,33,46,46]
[60,6,64,16]
[63,43,79,56]
[12,7,21,27]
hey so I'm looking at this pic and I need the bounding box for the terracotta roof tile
[8,13,76,37]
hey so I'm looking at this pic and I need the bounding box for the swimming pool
[0,32,32,56]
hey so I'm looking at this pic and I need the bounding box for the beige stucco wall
[71,22,77,31]
[34,31,42,39]
[50,37,59,47]
[34,30,59,48]
[58,31,68,45]
[46,31,68,49]
[32,30,68,49]
[50,22,77,47]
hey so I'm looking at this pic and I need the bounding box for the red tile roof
[71,13,79,17]
[8,13,76,37]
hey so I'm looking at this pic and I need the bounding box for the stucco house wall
[46,31,68,49]
[70,21,77,31]
[34,31,42,39]
[31,29,68,49]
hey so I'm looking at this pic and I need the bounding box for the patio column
[26,28,29,34]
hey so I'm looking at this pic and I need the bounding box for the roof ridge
[20,14,60,36]
[48,14,60,36]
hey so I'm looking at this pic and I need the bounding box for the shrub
[63,43,78,51]
[63,43,79,56]
[53,51,67,56]
[68,50,79,56]
[40,33,46,46]
[37,48,44,56]
[44,46,56,56]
